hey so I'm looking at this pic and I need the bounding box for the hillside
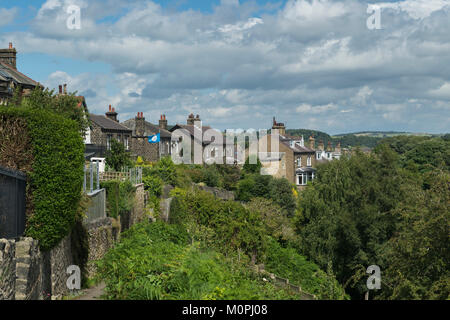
[285,129,381,149]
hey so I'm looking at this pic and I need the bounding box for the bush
[0,104,85,251]
[101,180,136,219]
[143,174,163,197]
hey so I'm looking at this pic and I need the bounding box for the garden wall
[0,183,145,300]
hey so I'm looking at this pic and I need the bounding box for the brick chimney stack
[334,142,341,154]
[187,113,195,126]
[105,105,118,122]
[309,135,315,150]
[271,117,286,136]
[63,84,67,95]
[159,114,168,130]
[327,141,333,152]
[0,42,17,69]
[318,140,324,151]
[59,85,63,95]
[135,112,146,137]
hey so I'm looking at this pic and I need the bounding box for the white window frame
[307,156,312,167]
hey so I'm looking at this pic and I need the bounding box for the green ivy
[0,106,84,251]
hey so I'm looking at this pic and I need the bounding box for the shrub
[0,105,84,250]
[143,174,163,197]
[101,180,136,219]
[106,139,132,171]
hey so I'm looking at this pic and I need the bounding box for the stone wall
[0,239,15,300]
[195,184,235,201]
[130,183,145,226]
[85,217,117,279]
[15,238,44,300]
[0,182,146,300]
[48,233,73,300]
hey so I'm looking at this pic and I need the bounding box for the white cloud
[1,0,449,133]
[0,7,18,27]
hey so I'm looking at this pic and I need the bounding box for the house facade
[170,114,243,165]
[87,105,132,159]
[122,113,173,162]
[0,43,42,105]
[257,118,317,190]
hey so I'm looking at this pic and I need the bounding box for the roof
[0,61,40,88]
[279,137,315,154]
[170,124,218,144]
[89,114,132,132]
[122,118,172,138]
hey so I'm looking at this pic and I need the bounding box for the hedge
[0,106,84,251]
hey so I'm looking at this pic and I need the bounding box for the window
[106,134,113,150]
[296,157,301,167]
[124,136,129,150]
[317,152,321,159]
[307,156,312,167]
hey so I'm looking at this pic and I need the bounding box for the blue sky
[1,0,449,134]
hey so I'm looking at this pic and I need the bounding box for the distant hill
[334,131,434,138]
[286,129,381,149]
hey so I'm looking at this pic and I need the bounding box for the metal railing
[83,162,101,194]
[0,166,26,239]
[99,167,143,185]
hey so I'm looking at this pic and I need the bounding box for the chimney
[59,85,63,95]
[194,114,202,129]
[187,113,195,125]
[135,112,146,137]
[318,140,324,151]
[159,114,168,130]
[334,142,341,154]
[327,141,333,152]
[309,135,315,150]
[105,105,118,122]
[63,84,67,95]
[271,117,286,136]
[0,42,17,69]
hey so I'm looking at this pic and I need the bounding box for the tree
[295,148,415,298]
[243,155,262,175]
[106,139,131,171]
[379,170,450,300]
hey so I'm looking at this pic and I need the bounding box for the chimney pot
[9,42,12,49]
[59,85,62,94]
[109,105,112,112]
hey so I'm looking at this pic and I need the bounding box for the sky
[1,0,449,134]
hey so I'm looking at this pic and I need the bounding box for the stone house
[87,105,132,158]
[122,113,173,162]
[0,43,42,105]
[257,118,317,190]
[169,114,243,165]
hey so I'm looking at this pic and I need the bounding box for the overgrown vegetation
[101,180,136,219]
[295,136,450,299]
[0,88,86,250]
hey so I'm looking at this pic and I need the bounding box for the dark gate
[0,165,26,239]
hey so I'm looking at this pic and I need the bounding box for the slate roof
[0,61,40,88]
[170,124,218,144]
[279,136,315,153]
[122,118,172,138]
[89,114,132,132]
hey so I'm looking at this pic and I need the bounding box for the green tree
[106,139,131,171]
